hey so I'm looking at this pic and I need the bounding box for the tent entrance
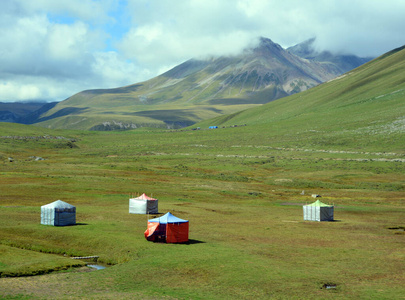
[145,223,167,243]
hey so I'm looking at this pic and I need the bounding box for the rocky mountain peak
[288,38,373,73]
[251,37,285,56]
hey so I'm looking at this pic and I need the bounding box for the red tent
[144,212,189,243]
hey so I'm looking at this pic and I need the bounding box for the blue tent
[148,212,188,224]
[145,212,189,243]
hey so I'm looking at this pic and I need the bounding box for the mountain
[287,38,373,73]
[0,102,53,123]
[14,37,371,130]
[197,45,405,152]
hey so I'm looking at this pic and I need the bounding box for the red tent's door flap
[144,222,160,239]
[166,222,189,243]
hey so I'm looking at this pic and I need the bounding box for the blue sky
[1,0,405,102]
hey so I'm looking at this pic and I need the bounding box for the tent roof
[42,200,75,209]
[148,212,188,224]
[132,193,157,200]
[305,199,333,207]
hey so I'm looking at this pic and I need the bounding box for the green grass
[0,122,404,299]
[0,47,404,298]
[0,244,86,277]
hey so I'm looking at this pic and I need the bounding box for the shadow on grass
[75,223,89,226]
[150,239,205,245]
[186,239,205,245]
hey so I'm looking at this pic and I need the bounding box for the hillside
[197,45,405,153]
[31,37,368,130]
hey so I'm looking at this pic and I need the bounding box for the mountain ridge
[1,37,373,130]
[287,37,373,74]
[195,43,405,152]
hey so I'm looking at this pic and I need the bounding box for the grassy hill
[197,45,405,153]
[0,45,404,299]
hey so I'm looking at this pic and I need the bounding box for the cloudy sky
[1,0,404,103]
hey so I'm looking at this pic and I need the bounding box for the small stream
[71,256,107,271]
[79,260,107,270]
[86,264,106,270]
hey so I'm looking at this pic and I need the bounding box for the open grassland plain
[0,123,404,299]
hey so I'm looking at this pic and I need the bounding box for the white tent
[41,200,76,226]
[303,199,334,221]
[129,193,158,214]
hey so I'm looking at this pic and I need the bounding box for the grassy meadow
[0,122,404,299]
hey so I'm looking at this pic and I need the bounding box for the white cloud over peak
[0,0,404,102]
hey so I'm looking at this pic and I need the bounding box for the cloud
[0,81,42,102]
[0,0,139,102]
[5,0,112,23]
[1,0,404,102]
[118,0,260,72]
[122,0,405,59]
[91,51,144,86]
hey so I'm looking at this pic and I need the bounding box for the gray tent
[303,199,334,221]
[129,193,158,214]
[41,200,76,226]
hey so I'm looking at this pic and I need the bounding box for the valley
[0,41,403,299]
[0,123,404,299]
